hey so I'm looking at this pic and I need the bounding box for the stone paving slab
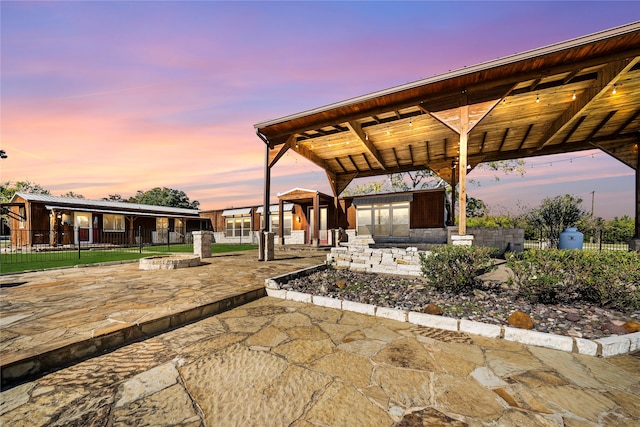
[1,297,639,426]
[0,250,327,386]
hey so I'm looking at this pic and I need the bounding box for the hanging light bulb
[612,85,617,94]
[409,117,413,127]
[572,91,576,100]
[502,98,506,105]
[365,132,369,141]
[536,95,540,103]
[386,127,391,135]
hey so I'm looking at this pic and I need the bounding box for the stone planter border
[265,263,639,358]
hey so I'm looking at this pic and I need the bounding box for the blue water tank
[559,227,583,250]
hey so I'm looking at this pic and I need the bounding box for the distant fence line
[524,227,630,251]
[0,227,193,265]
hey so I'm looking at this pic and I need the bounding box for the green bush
[419,245,497,293]
[507,249,640,311]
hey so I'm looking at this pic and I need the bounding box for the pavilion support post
[449,167,456,226]
[313,192,320,247]
[630,140,640,251]
[458,106,469,236]
[260,141,271,261]
[279,198,284,245]
[450,106,474,247]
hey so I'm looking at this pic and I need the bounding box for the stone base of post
[451,234,474,246]
[263,232,275,261]
[192,231,212,258]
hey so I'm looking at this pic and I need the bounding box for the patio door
[74,212,92,244]
[308,206,328,244]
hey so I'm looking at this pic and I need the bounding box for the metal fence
[0,227,194,266]
[524,228,630,251]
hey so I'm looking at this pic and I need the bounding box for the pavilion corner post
[258,131,271,261]
[457,105,469,236]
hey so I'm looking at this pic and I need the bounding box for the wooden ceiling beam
[291,138,335,174]
[408,144,415,164]
[499,128,510,151]
[518,124,534,150]
[537,57,639,151]
[480,131,488,153]
[362,153,373,170]
[392,147,400,167]
[561,116,587,144]
[585,110,618,142]
[334,157,348,173]
[346,121,386,170]
[347,155,361,172]
[613,109,640,137]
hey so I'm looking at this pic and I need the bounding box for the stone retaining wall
[326,236,427,276]
[448,227,525,253]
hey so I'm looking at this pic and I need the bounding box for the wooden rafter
[537,57,638,151]
[346,121,386,169]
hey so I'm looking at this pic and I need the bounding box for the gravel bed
[282,268,639,340]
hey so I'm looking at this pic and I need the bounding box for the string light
[527,151,599,168]
[572,91,576,100]
[612,84,617,94]
[409,117,413,127]
[536,95,540,103]
[365,132,369,141]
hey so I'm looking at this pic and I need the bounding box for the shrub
[419,245,497,293]
[507,249,640,311]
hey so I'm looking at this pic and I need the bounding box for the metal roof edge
[254,21,640,130]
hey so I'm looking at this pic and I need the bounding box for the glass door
[308,206,328,244]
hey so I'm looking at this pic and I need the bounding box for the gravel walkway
[282,266,639,340]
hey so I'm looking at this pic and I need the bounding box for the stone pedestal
[451,234,474,246]
[192,231,212,258]
[263,232,275,261]
[628,238,640,252]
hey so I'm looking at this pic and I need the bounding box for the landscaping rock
[507,311,534,330]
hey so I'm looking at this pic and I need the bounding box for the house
[2,193,208,247]
[201,187,448,246]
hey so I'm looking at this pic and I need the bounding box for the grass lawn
[0,244,258,274]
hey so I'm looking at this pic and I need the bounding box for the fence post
[78,232,81,259]
[167,227,170,252]
[599,228,603,251]
[139,226,142,253]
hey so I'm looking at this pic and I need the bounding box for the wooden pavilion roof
[255,22,640,197]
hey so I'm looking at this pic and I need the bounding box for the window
[356,202,409,237]
[156,217,168,240]
[103,214,125,232]
[19,206,26,229]
[225,214,251,237]
[261,212,292,236]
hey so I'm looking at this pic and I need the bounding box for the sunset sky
[2,2,638,219]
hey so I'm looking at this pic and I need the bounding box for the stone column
[263,231,275,261]
[193,230,212,258]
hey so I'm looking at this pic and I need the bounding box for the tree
[466,196,488,218]
[61,191,85,199]
[1,180,50,203]
[129,187,199,209]
[103,194,125,202]
[527,194,586,248]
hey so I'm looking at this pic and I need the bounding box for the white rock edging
[265,264,639,358]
